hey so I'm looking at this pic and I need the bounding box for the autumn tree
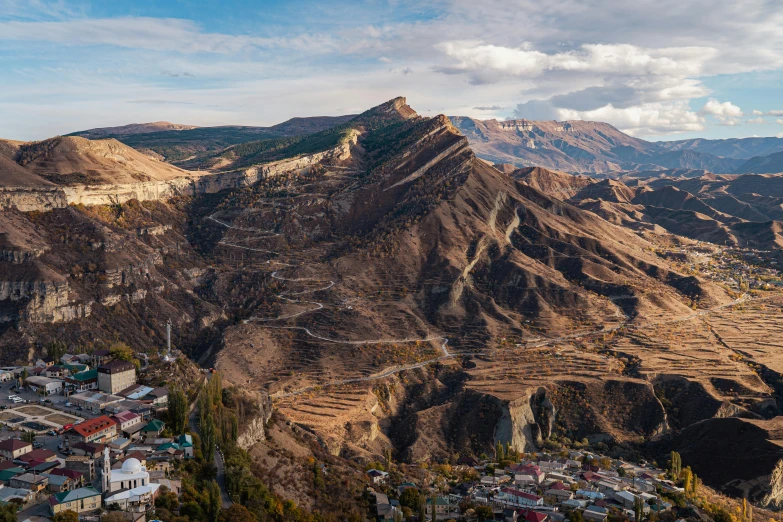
[52,511,79,522]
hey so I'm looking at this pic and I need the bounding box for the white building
[26,376,63,395]
[101,448,160,512]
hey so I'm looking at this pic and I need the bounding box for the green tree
[431,495,437,522]
[52,511,79,522]
[495,440,505,461]
[399,488,420,510]
[418,495,426,522]
[669,451,682,478]
[475,505,494,521]
[206,480,221,522]
[0,504,15,522]
[634,496,645,522]
[46,340,68,361]
[21,431,35,444]
[167,385,188,435]
[218,504,255,522]
[569,509,585,522]
[201,414,217,461]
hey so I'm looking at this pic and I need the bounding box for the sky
[1,0,783,141]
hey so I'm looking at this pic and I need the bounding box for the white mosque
[102,447,161,511]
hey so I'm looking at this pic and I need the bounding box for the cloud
[126,100,194,105]
[433,41,713,84]
[556,101,704,135]
[746,117,766,124]
[752,110,764,116]
[769,110,783,116]
[473,105,504,111]
[777,119,783,126]
[0,17,337,54]
[700,98,743,125]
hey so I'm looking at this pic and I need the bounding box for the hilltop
[69,121,199,139]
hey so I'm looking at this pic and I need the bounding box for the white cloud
[557,101,703,136]
[699,98,743,126]
[434,41,714,83]
[746,117,766,124]
[778,132,783,139]
[752,110,764,116]
[700,98,743,118]
[769,110,783,116]
[777,119,783,125]
[0,17,337,54]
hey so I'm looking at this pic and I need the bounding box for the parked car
[33,442,43,449]
[64,402,72,407]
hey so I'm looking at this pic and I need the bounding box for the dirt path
[209,212,768,400]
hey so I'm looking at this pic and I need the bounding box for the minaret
[102,446,111,492]
[166,319,172,359]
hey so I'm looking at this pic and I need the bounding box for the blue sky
[1,0,782,141]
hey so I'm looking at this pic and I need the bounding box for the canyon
[2,98,783,509]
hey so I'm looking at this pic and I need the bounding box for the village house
[544,482,574,503]
[140,419,165,437]
[26,375,63,395]
[65,456,96,481]
[426,496,450,518]
[514,465,545,487]
[98,360,137,394]
[43,473,74,493]
[36,357,55,368]
[584,505,609,522]
[66,415,118,444]
[0,487,34,504]
[111,410,143,436]
[49,468,84,488]
[70,391,124,413]
[497,488,544,508]
[367,469,389,485]
[91,349,111,368]
[49,486,102,516]
[19,448,57,464]
[11,472,48,492]
[64,369,99,392]
[0,466,25,484]
[0,438,32,460]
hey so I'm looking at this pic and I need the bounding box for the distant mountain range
[450,117,783,175]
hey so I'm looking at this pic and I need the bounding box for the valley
[3,98,783,519]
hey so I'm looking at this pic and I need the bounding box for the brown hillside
[15,136,193,185]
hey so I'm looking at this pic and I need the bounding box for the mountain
[450,117,652,173]
[70,121,199,139]
[70,115,357,164]
[737,150,783,174]
[451,116,783,175]
[3,98,783,506]
[5,135,192,185]
[658,136,783,159]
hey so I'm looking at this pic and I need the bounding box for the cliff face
[237,391,274,451]
[0,136,357,212]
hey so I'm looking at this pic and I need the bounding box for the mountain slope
[451,116,783,174]
[14,136,192,185]
[658,136,783,159]
[78,115,357,164]
[737,150,783,174]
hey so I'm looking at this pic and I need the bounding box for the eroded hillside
[3,99,783,507]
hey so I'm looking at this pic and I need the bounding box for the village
[366,446,701,522]
[661,242,783,292]
[0,347,194,521]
